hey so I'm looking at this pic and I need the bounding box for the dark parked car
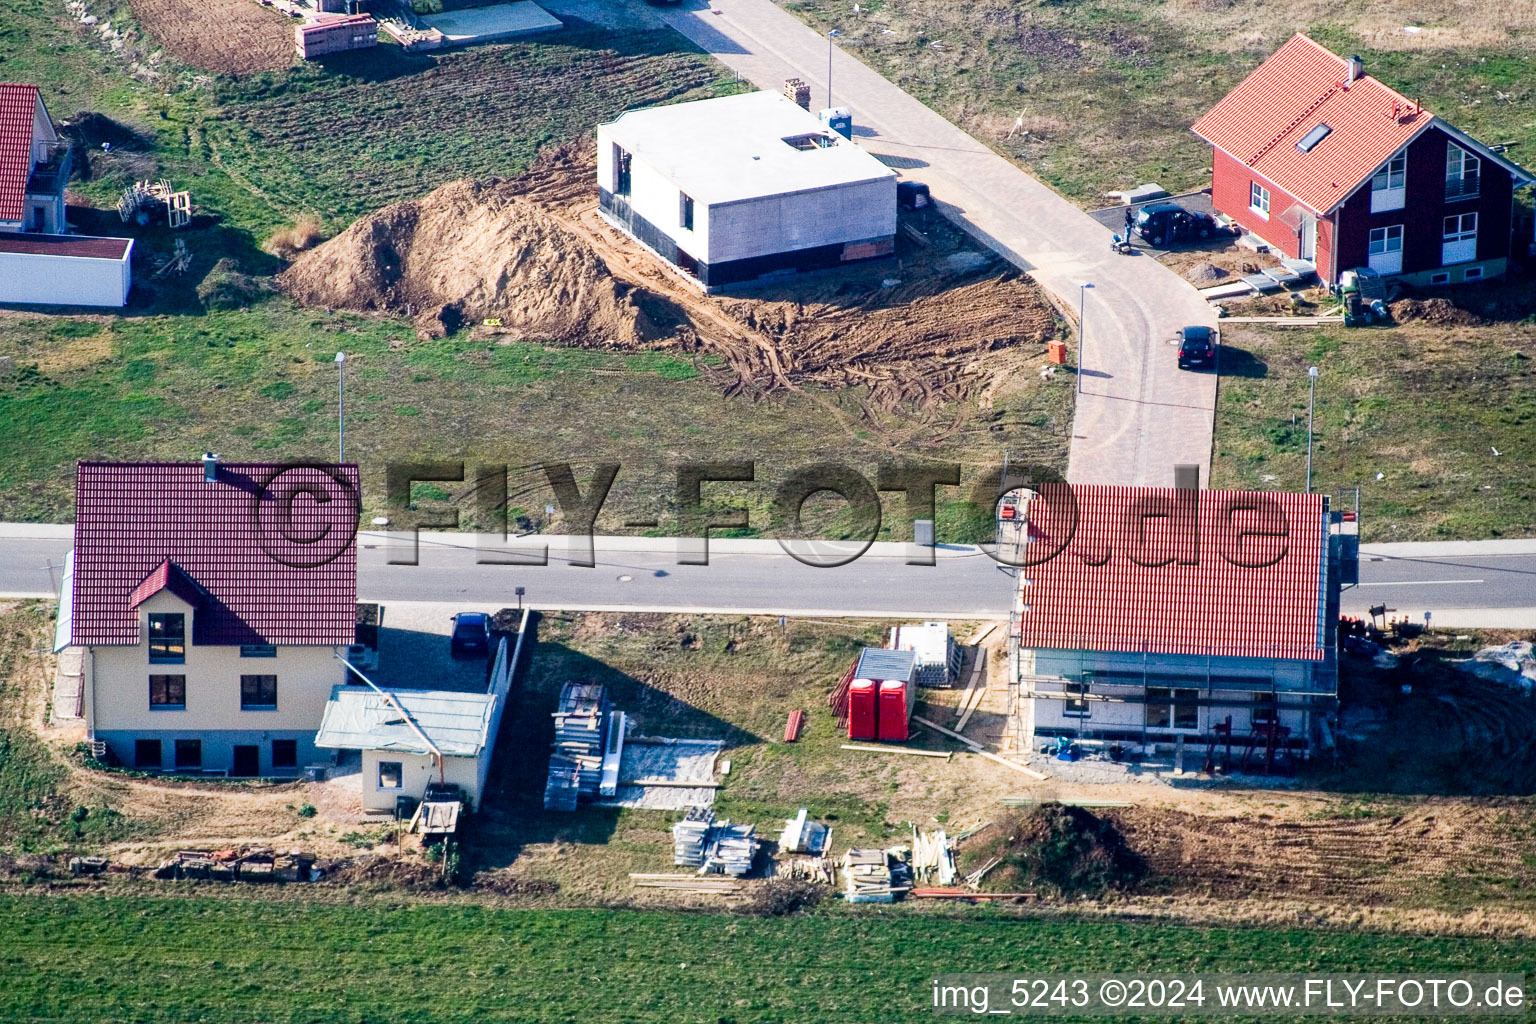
[1177,326,1216,370]
[450,612,491,658]
[1134,203,1219,247]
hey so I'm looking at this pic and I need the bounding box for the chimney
[1345,54,1363,86]
[202,452,219,483]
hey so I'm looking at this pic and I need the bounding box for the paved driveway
[563,0,1220,487]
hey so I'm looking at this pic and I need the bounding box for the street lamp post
[827,29,840,109]
[1077,282,1093,395]
[335,351,346,463]
[1306,365,1319,493]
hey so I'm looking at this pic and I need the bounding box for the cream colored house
[59,458,359,776]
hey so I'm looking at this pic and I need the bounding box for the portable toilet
[848,678,879,741]
[852,647,918,742]
[819,106,853,139]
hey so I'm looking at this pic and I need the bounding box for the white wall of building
[86,591,345,736]
[706,178,895,264]
[597,137,708,258]
[0,249,132,307]
[361,748,483,812]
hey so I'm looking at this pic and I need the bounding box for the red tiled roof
[0,84,41,223]
[72,462,360,647]
[0,232,132,259]
[1018,486,1328,661]
[1191,35,1432,215]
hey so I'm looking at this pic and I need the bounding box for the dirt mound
[279,179,660,344]
[1391,297,1482,327]
[1185,261,1228,283]
[963,805,1144,897]
[282,141,1058,409]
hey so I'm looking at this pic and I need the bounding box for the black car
[450,612,491,658]
[1134,202,1218,247]
[1177,326,1216,370]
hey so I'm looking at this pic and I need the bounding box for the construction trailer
[596,90,897,291]
[889,621,962,687]
[295,14,378,59]
[1009,484,1341,769]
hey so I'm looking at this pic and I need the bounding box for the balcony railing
[26,142,72,196]
[1445,174,1480,202]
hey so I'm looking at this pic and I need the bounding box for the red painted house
[1193,35,1533,287]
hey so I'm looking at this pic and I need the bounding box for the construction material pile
[151,847,320,883]
[778,808,830,856]
[672,806,760,876]
[278,178,661,344]
[543,681,613,811]
[840,847,911,903]
[910,827,957,886]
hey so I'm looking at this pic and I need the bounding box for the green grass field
[0,892,1529,1023]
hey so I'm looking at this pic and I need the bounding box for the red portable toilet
[877,680,910,742]
[847,678,879,741]
[850,647,919,743]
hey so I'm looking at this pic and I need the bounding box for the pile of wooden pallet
[841,848,909,903]
[151,847,318,883]
[544,681,611,811]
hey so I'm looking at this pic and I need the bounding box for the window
[1249,181,1270,218]
[1146,688,1200,730]
[173,739,202,771]
[1252,692,1277,727]
[679,192,694,231]
[240,644,276,658]
[1443,212,1477,264]
[613,144,631,196]
[1295,123,1331,153]
[1371,151,1406,192]
[1063,681,1090,718]
[148,613,185,664]
[1464,266,1483,280]
[1430,272,1451,285]
[378,761,403,789]
[149,674,186,709]
[1446,143,1480,200]
[1368,224,1404,274]
[134,739,162,769]
[240,674,278,710]
[272,739,298,770]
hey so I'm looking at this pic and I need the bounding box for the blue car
[450,612,491,658]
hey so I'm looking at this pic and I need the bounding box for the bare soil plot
[129,0,295,75]
[280,143,1060,411]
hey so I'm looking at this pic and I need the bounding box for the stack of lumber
[630,873,743,896]
[910,887,1036,901]
[544,681,612,810]
[778,855,835,884]
[704,821,759,877]
[841,848,898,903]
[910,827,957,886]
[672,806,715,867]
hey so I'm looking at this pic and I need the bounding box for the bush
[966,805,1144,899]
[297,803,317,819]
[745,878,826,917]
[266,215,326,260]
[195,258,272,311]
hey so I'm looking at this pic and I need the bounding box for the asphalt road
[4,527,1534,626]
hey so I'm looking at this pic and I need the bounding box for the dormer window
[1295,123,1332,153]
[148,613,185,664]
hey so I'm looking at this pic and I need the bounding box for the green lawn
[1211,310,1536,540]
[0,892,1529,1023]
